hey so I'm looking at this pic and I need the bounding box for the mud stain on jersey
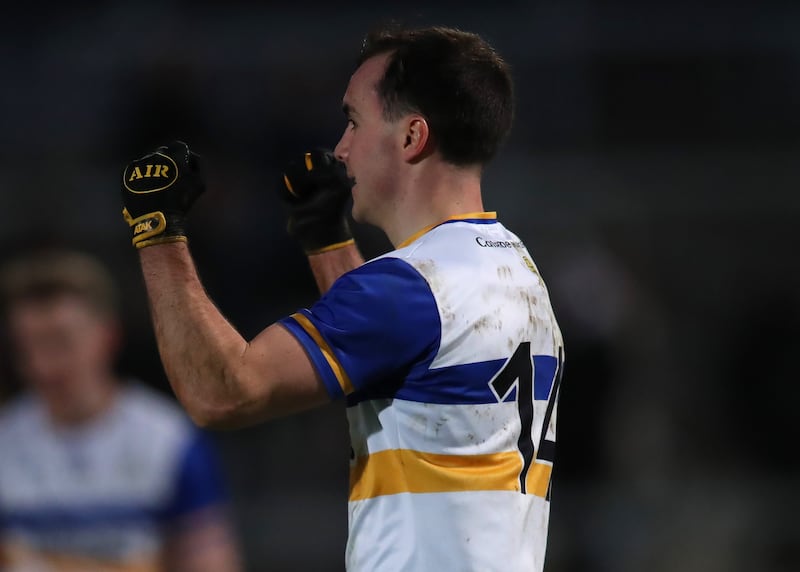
[497,265,513,281]
[415,258,457,323]
[433,414,449,436]
[471,313,504,334]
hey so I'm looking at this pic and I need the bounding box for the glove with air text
[121,141,205,249]
[279,149,353,254]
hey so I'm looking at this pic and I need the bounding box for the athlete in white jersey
[0,384,229,571]
[119,25,563,572]
[0,250,241,572]
[280,214,563,570]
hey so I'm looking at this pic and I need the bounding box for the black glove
[279,149,353,254]
[121,141,205,249]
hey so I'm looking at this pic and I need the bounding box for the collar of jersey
[396,211,497,249]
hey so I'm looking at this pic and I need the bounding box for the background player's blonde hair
[0,249,119,318]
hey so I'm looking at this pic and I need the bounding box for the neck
[382,161,485,248]
[46,376,118,428]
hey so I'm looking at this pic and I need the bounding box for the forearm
[138,243,261,428]
[307,242,364,293]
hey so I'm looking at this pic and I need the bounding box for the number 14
[489,342,564,495]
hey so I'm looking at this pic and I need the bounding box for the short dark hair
[358,25,514,167]
[0,249,118,318]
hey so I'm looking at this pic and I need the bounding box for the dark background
[0,1,798,570]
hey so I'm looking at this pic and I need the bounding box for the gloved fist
[279,149,353,254]
[121,141,205,249]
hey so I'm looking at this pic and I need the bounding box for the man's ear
[401,116,431,162]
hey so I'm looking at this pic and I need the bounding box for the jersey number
[489,342,563,495]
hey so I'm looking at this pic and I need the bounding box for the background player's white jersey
[0,382,227,570]
[282,213,564,572]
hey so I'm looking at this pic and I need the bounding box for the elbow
[187,402,245,431]
[167,355,274,430]
[179,377,271,431]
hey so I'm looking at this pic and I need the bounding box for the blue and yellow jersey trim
[282,311,355,397]
[397,211,497,249]
[278,257,442,401]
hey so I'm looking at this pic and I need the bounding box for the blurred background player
[120,26,563,571]
[0,248,241,572]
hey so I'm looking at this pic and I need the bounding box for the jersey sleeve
[161,429,229,523]
[279,257,441,399]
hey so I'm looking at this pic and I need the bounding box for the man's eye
[347,119,357,129]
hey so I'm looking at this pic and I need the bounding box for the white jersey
[282,212,564,572]
[0,383,227,569]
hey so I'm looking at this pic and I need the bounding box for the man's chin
[350,195,364,224]
[351,208,365,224]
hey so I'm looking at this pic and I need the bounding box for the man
[0,249,241,572]
[121,26,564,571]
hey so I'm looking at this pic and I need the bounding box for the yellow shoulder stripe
[290,312,354,395]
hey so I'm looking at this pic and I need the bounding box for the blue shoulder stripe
[1,505,158,531]
[346,354,560,406]
[399,359,508,404]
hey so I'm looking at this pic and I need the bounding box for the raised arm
[138,242,325,429]
[121,143,356,428]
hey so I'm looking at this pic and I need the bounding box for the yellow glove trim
[306,238,356,255]
[122,208,170,248]
[283,174,297,197]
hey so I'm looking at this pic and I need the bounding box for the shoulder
[371,220,503,291]
[344,254,423,281]
[115,382,194,441]
[0,393,42,436]
[387,218,524,271]
[118,382,185,417]
[324,255,434,306]
[306,256,440,336]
